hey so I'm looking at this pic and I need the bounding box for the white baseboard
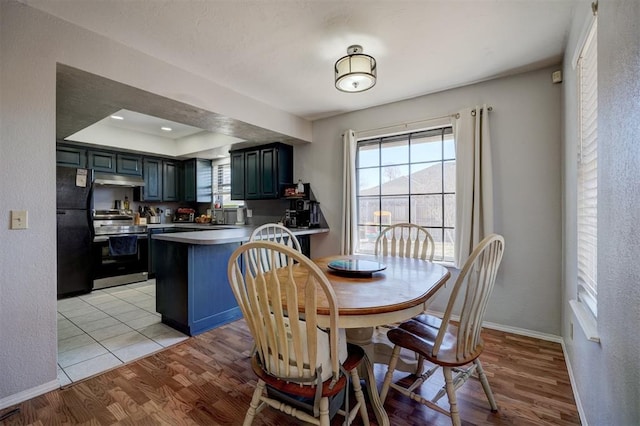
[425,309,586,425]
[425,309,563,343]
[480,320,563,343]
[0,379,59,411]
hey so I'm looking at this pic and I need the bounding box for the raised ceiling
[56,64,306,156]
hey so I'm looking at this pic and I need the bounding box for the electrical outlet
[165,208,172,217]
[246,209,253,218]
[10,210,28,229]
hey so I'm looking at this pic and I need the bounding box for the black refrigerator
[56,166,94,297]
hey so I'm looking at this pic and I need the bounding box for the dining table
[308,254,451,426]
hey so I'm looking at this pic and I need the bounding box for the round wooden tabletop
[313,254,450,317]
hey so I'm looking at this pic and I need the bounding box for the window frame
[576,16,598,319]
[214,162,244,207]
[354,126,455,262]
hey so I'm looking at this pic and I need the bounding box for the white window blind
[577,18,598,316]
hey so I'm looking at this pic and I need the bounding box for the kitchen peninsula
[152,226,329,336]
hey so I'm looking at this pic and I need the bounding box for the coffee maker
[285,199,320,228]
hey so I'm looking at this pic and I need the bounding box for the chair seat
[251,343,365,399]
[387,314,484,367]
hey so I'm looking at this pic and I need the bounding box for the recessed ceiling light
[110,115,124,120]
[161,126,172,131]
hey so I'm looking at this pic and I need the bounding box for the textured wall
[305,66,563,335]
[562,0,640,424]
[0,1,309,404]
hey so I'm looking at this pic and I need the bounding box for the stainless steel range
[92,209,148,290]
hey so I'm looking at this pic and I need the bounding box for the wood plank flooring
[1,320,580,425]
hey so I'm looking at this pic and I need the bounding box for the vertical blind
[577,18,598,315]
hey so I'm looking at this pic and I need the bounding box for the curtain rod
[353,113,458,136]
[471,106,493,116]
[349,106,494,137]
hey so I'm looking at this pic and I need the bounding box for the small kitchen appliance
[235,207,245,225]
[173,208,196,222]
[285,199,320,228]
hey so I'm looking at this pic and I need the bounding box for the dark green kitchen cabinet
[230,142,292,200]
[230,152,245,200]
[56,145,86,168]
[116,154,143,176]
[138,158,162,201]
[183,158,212,203]
[88,150,116,173]
[162,160,180,202]
[244,150,260,199]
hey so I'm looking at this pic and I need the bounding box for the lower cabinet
[154,240,242,336]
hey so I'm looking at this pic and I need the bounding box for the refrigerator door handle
[57,210,66,215]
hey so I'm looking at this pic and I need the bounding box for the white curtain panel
[454,105,494,268]
[341,130,357,255]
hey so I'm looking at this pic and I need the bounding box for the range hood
[94,172,145,187]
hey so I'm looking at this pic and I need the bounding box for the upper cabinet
[116,154,143,176]
[56,144,87,168]
[230,143,292,200]
[230,152,245,200]
[162,160,180,202]
[137,158,162,202]
[88,150,116,173]
[183,158,212,203]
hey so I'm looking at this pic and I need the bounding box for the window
[577,18,598,317]
[355,127,455,261]
[214,163,242,206]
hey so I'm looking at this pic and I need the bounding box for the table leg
[346,328,389,426]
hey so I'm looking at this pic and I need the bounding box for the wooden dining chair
[227,241,370,426]
[374,223,435,372]
[249,223,302,270]
[374,222,435,261]
[380,234,505,426]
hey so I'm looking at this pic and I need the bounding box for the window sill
[569,299,600,343]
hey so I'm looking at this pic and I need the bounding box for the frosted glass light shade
[335,45,377,92]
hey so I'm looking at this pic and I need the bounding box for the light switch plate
[11,210,28,229]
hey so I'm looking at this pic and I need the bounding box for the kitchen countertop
[151,225,329,245]
[146,223,245,230]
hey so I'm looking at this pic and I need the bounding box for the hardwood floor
[1,320,580,425]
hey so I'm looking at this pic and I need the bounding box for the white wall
[303,66,563,335]
[0,1,309,405]
[561,1,640,424]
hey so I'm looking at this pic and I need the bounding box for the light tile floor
[57,279,188,385]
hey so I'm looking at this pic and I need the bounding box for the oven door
[92,234,148,289]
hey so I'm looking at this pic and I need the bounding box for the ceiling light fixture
[110,115,124,120]
[161,126,172,131]
[334,45,377,93]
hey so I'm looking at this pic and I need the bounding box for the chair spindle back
[374,223,435,261]
[433,234,505,360]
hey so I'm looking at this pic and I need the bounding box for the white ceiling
[24,0,579,122]
[100,110,204,139]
